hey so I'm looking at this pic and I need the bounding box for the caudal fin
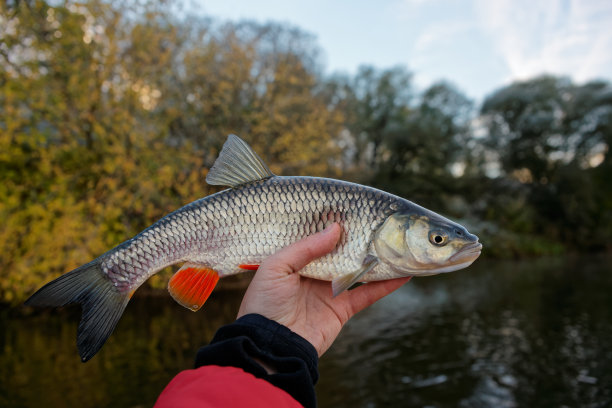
[25,260,130,362]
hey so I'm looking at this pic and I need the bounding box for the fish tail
[24,260,130,362]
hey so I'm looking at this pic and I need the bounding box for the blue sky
[195,0,612,100]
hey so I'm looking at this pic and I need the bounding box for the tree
[0,0,344,303]
[480,76,612,249]
[329,66,414,176]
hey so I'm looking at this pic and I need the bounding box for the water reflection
[317,255,612,407]
[2,256,611,407]
[0,291,245,408]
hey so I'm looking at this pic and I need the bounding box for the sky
[194,0,612,100]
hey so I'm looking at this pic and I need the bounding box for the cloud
[200,0,612,98]
[474,0,612,83]
[413,21,473,53]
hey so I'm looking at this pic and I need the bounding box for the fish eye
[429,230,448,246]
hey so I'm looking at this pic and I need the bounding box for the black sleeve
[194,313,319,408]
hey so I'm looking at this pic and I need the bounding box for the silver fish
[25,134,482,361]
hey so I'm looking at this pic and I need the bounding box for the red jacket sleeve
[155,314,320,407]
[155,365,302,408]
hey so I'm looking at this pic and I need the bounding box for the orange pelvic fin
[239,264,260,271]
[168,263,220,312]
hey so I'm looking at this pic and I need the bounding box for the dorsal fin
[205,134,274,188]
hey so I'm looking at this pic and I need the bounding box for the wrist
[251,355,277,374]
[194,314,319,408]
[223,314,318,376]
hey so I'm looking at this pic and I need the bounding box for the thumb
[259,223,342,276]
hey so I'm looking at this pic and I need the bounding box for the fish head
[374,210,482,276]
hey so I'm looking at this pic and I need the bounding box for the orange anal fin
[168,263,220,312]
[239,264,260,271]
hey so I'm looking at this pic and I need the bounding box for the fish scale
[162,176,397,281]
[25,134,481,362]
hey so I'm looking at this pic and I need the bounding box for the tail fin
[25,260,130,362]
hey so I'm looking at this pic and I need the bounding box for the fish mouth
[449,241,483,264]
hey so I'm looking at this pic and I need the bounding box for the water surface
[1,255,611,407]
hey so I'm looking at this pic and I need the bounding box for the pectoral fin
[168,263,220,311]
[331,255,379,297]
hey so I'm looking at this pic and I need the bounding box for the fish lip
[449,242,482,263]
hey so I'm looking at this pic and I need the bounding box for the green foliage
[1,1,610,304]
[480,76,612,251]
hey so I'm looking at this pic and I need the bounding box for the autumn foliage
[1,1,610,303]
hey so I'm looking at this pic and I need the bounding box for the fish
[25,134,482,362]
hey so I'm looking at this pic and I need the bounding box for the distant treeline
[1,0,610,303]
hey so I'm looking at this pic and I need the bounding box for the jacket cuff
[195,313,319,408]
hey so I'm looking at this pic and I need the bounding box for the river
[1,255,611,407]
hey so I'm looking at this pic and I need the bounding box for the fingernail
[322,223,337,234]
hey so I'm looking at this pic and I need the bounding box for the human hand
[237,223,411,356]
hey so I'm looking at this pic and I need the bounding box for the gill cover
[374,213,422,271]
